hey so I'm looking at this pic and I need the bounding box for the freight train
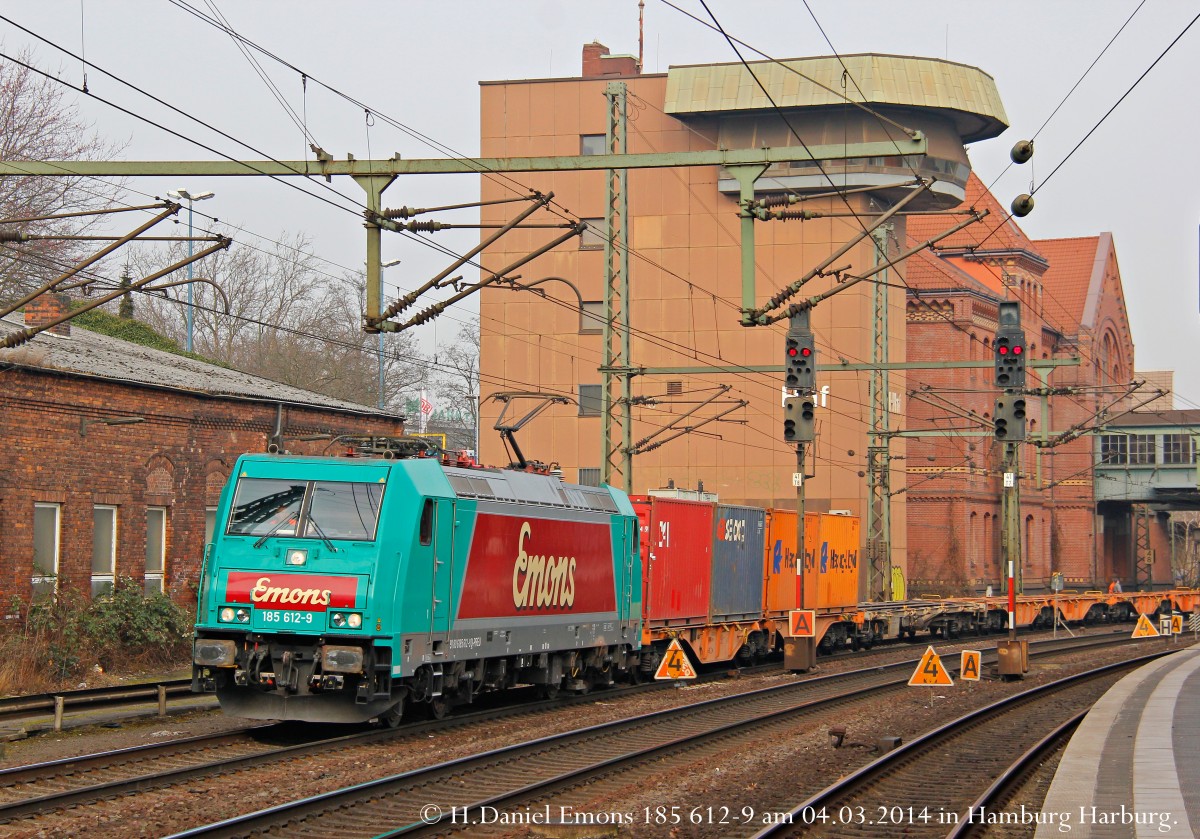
[192,443,1199,724]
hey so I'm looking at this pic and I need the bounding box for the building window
[580,217,607,250]
[578,467,602,487]
[1163,434,1195,465]
[1099,435,1127,465]
[579,384,603,417]
[1129,434,1155,465]
[667,381,683,396]
[580,134,606,155]
[33,503,60,601]
[580,301,605,334]
[146,507,167,595]
[204,506,218,547]
[92,505,118,597]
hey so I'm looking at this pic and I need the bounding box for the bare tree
[127,232,428,411]
[433,317,480,450]
[0,49,125,305]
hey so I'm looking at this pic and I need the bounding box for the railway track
[751,654,1167,838]
[0,679,196,728]
[156,633,1148,838]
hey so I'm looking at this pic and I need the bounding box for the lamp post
[376,259,401,410]
[167,188,215,352]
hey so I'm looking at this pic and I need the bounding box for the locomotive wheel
[379,698,404,729]
[428,697,450,720]
[538,684,561,700]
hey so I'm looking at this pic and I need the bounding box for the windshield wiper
[253,512,299,549]
[306,516,338,553]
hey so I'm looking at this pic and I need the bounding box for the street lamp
[376,259,401,410]
[167,188,215,353]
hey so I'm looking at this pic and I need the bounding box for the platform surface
[1034,642,1200,838]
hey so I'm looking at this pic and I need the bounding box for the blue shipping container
[710,505,766,621]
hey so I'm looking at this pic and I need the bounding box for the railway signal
[785,333,816,392]
[784,395,815,442]
[993,396,1026,441]
[994,301,1026,389]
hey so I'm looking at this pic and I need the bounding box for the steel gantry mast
[866,225,893,602]
[601,82,633,493]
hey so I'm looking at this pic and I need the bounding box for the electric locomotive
[191,448,641,724]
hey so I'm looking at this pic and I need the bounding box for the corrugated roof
[665,53,1007,143]
[0,314,394,417]
[907,172,1044,259]
[1036,235,1104,331]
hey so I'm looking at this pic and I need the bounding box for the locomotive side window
[306,481,385,541]
[419,498,434,546]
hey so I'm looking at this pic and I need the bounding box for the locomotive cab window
[419,499,435,546]
[227,477,385,542]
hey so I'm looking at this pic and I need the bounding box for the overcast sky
[4,1,1198,407]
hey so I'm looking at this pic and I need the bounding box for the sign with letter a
[789,609,815,638]
[960,650,982,682]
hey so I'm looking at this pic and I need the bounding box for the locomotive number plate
[257,610,317,627]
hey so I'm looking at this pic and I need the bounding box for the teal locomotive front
[192,453,641,724]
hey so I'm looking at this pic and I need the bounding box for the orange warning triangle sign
[654,639,698,680]
[789,609,815,638]
[1131,613,1160,638]
[908,645,954,686]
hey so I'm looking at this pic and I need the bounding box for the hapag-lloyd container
[802,513,862,610]
[763,509,819,617]
[711,504,766,621]
[631,496,713,625]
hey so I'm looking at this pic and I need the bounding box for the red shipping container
[632,497,713,625]
[763,510,819,617]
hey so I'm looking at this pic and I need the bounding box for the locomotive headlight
[285,549,308,566]
[235,608,251,623]
[329,612,363,629]
[219,607,236,623]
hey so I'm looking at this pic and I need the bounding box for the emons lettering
[250,576,333,607]
[512,522,577,610]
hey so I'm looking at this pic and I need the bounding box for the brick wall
[0,367,404,608]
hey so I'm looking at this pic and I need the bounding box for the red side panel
[455,513,617,619]
[635,497,714,625]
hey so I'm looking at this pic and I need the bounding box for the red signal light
[997,346,1008,355]
[787,347,798,357]
[1012,345,1023,355]
[799,347,812,357]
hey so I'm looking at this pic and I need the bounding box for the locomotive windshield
[226,477,385,541]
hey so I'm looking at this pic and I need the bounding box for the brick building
[0,295,404,607]
[905,175,1154,593]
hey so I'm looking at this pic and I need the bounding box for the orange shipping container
[764,510,819,618]
[802,513,862,611]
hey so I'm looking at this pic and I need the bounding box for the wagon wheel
[538,683,561,700]
[428,696,450,720]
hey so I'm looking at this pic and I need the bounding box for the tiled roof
[904,246,994,295]
[0,314,395,418]
[906,172,1044,259]
[1035,235,1104,331]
